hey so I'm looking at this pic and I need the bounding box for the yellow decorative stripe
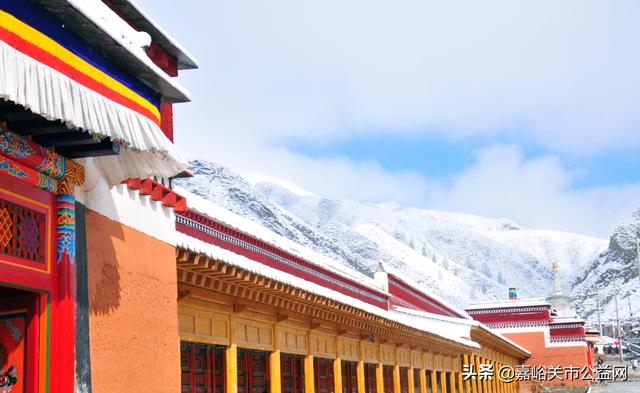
[0,10,160,122]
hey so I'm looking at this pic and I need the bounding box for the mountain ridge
[176,159,608,310]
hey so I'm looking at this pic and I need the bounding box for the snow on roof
[474,322,531,356]
[176,187,384,292]
[384,264,471,319]
[112,0,199,69]
[176,231,479,349]
[63,0,191,102]
[466,298,551,310]
[549,317,585,325]
[391,306,477,347]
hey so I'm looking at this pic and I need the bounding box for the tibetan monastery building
[0,0,196,392]
[465,273,592,393]
[0,1,534,393]
[172,190,530,393]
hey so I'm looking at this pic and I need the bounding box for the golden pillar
[305,355,315,393]
[430,370,438,393]
[334,358,343,393]
[440,371,447,393]
[225,344,238,393]
[463,355,471,393]
[393,365,401,393]
[376,363,385,393]
[357,361,366,393]
[419,369,427,393]
[408,368,415,393]
[448,372,456,393]
[270,349,282,393]
[471,355,483,393]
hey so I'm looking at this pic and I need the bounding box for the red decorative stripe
[0,26,160,125]
[176,210,389,309]
[388,274,464,318]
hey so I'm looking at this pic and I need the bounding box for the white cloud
[427,145,640,237]
[141,0,640,155]
[135,0,640,237]
[192,139,640,238]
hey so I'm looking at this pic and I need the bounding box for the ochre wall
[86,209,180,392]
[503,331,589,387]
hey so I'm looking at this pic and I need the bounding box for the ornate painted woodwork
[382,366,393,393]
[181,342,226,393]
[341,361,358,393]
[238,349,269,393]
[0,127,84,393]
[364,364,377,393]
[399,368,409,393]
[0,192,48,269]
[281,354,304,393]
[412,369,420,393]
[314,358,335,393]
[0,311,25,392]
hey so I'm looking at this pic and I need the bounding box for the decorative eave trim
[0,127,83,194]
[176,247,477,356]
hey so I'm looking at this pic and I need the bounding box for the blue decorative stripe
[0,0,160,108]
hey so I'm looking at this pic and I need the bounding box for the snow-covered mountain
[571,209,640,323]
[176,159,608,309]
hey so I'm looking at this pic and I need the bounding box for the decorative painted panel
[178,304,230,345]
[433,354,443,371]
[443,356,452,372]
[361,342,379,364]
[279,327,308,355]
[311,333,336,359]
[380,345,395,366]
[0,186,51,273]
[235,317,274,351]
[424,353,433,370]
[411,351,423,369]
[397,348,411,367]
[337,337,359,362]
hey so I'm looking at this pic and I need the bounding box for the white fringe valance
[0,39,187,185]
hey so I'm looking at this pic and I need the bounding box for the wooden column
[376,363,385,393]
[419,369,427,393]
[430,370,438,393]
[393,365,401,393]
[357,360,366,393]
[408,368,415,393]
[457,372,463,393]
[334,358,343,393]
[270,349,282,393]
[226,344,238,393]
[440,371,447,393]
[463,355,471,393]
[271,320,282,393]
[472,356,480,393]
[481,358,489,393]
[305,355,315,393]
[448,372,456,393]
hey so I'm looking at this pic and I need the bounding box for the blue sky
[137,0,640,237]
[285,134,640,188]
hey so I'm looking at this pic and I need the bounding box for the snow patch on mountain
[176,159,608,309]
[571,208,640,323]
